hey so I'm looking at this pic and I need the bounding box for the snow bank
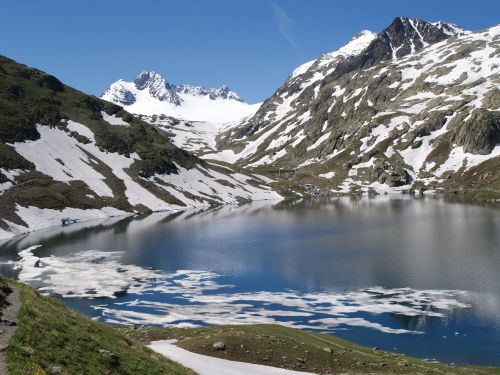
[149,340,313,375]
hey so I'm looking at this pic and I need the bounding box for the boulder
[213,341,225,351]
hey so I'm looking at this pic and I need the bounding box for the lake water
[1,196,499,366]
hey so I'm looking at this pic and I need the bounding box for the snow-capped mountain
[102,71,260,123]
[210,18,499,196]
[222,17,467,140]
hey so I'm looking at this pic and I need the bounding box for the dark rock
[454,109,500,154]
[372,160,411,187]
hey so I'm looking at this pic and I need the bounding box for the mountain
[0,56,279,240]
[102,71,260,123]
[209,18,499,197]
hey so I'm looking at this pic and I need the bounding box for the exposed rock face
[323,17,463,85]
[175,84,242,101]
[372,161,411,187]
[134,71,182,105]
[104,71,243,108]
[229,17,466,141]
[453,109,500,154]
[209,19,499,195]
[105,83,136,106]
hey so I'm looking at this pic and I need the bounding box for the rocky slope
[0,56,279,240]
[209,17,499,197]
[102,71,260,123]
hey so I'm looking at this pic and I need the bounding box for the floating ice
[11,246,470,335]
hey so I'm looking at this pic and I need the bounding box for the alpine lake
[1,195,499,366]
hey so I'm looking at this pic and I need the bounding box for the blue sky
[1,0,499,103]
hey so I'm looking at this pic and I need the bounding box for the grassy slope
[122,325,500,375]
[6,280,194,375]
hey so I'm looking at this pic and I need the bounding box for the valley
[0,6,499,375]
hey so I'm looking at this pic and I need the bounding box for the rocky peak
[102,80,136,106]
[134,71,182,105]
[102,71,245,109]
[381,17,454,59]
[432,21,469,36]
[174,84,243,101]
[210,85,242,101]
[322,17,467,84]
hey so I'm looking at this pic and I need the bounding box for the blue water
[1,196,499,366]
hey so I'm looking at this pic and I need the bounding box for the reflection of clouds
[10,245,475,335]
[93,281,469,335]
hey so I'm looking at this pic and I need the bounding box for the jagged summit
[431,20,469,36]
[101,71,257,123]
[379,17,465,59]
[103,71,243,107]
[291,30,377,79]
[133,71,181,105]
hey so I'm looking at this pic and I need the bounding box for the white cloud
[271,2,300,51]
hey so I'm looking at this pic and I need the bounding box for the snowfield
[149,340,313,375]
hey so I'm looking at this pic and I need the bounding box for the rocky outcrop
[453,109,500,154]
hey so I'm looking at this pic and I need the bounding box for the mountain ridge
[206,18,499,198]
[102,71,258,123]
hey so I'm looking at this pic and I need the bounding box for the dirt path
[0,284,21,375]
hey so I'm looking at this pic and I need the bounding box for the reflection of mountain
[5,197,500,300]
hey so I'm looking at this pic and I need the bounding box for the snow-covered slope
[0,120,279,241]
[210,18,499,196]
[133,115,233,155]
[102,71,260,123]
[216,17,466,142]
[0,56,280,241]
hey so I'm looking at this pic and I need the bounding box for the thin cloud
[271,2,300,52]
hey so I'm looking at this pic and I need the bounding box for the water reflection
[1,196,499,365]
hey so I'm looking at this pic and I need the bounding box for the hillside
[209,18,499,198]
[0,56,279,240]
[1,276,193,374]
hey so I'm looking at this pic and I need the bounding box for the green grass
[6,280,194,375]
[122,324,500,375]
[475,190,500,200]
